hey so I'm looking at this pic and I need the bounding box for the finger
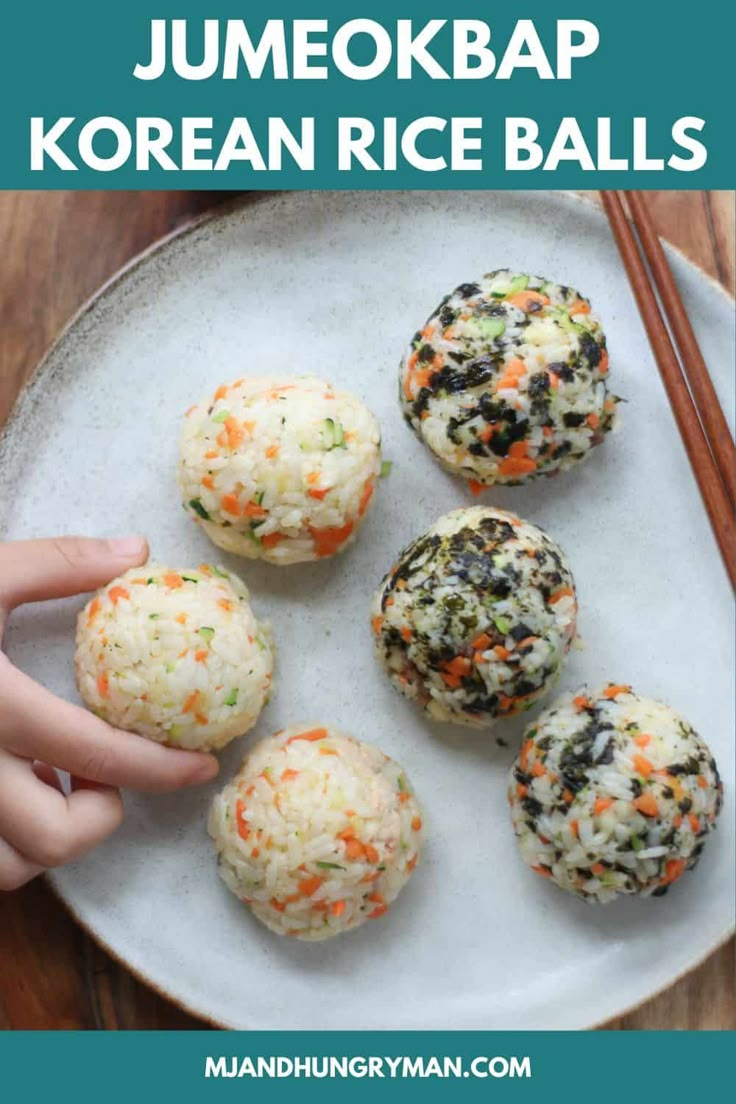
[0,663,219,793]
[0,750,123,869]
[0,535,149,612]
[0,835,44,891]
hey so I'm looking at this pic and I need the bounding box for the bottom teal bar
[1,1030,730,1103]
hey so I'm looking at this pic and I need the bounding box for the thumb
[0,536,149,611]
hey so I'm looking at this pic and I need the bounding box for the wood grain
[0,190,733,1031]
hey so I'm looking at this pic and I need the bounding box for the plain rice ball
[75,563,273,751]
[179,375,382,564]
[508,684,723,902]
[399,269,619,488]
[371,506,577,727]
[208,724,424,940]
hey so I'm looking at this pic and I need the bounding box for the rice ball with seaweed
[370,506,577,727]
[400,269,619,488]
[508,684,723,902]
[75,564,273,751]
[208,724,424,940]
[179,376,382,564]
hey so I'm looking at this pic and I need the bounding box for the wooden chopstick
[625,191,736,508]
[601,191,736,591]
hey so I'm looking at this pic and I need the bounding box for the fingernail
[195,755,219,782]
[108,535,147,558]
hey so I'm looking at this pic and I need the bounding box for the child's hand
[0,536,219,889]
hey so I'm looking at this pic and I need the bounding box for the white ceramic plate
[1,192,733,1030]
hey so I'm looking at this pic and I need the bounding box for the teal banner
[0,1030,732,1102]
[1,0,734,188]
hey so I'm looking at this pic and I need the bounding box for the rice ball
[179,376,382,564]
[508,684,723,902]
[208,724,424,940]
[399,269,619,488]
[371,506,577,727]
[75,563,273,751]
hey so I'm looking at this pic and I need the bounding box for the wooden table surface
[0,191,733,1030]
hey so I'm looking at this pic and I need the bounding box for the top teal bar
[3,1,735,188]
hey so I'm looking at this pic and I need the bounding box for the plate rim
[3,189,734,1030]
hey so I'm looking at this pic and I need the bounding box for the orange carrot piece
[261,532,285,550]
[287,727,328,744]
[280,769,300,782]
[298,876,324,897]
[243,501,268,519]
[308,487,331,500]
[221,493,242,517]
[633,793,659,817]
[548,586,575,604]
[108,586,130,605]
[593,797,613,815]
[602,684,631,699]
[632,754,654,778]
[308,520,354,557]
[87,598,101,626]
[224,417,246,450]
[235,799,250,841]
[363,844,380,864]
[163,572,184,589]
[467,479,486,496]
[505,290,549,311]
[498,456,536,477]
[634,733,651,747]
[182,690,200,714]
[660,858,685,885]
[331,900,346,918]
[442,656,472,678]
[411,816,422,832]
[96,672,109,699]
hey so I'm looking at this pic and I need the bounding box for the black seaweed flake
[456,283,481,299]
[579,331,602,367]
